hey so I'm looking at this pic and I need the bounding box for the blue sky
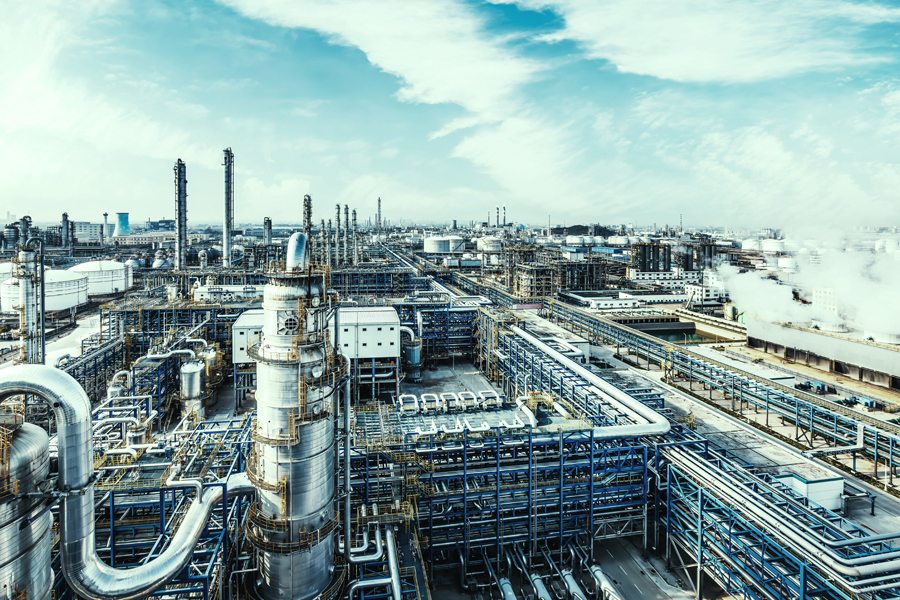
[3,0,900,229]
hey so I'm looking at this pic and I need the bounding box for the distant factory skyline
[4,1,900,228]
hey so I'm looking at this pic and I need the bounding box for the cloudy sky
[3,0,900,229]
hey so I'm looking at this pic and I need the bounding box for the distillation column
[352,210,358,265]
[264,218,273,245]
[16,250,42,364]
[223,148,234,268]
[326,220,332,269]
[174,159,188,271]
[248,233,339,600]
[343,205,349,266]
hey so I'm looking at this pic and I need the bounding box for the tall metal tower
[303,194,313,234]
[174,159,188,271]
[335,204,341,266]
[102,212,108,247]
[223,148,234,268]
[247,232,339,600]
[343,205,349,266]
[376,197,382,236]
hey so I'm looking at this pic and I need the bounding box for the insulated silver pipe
[511,326,670,439]
[481,548,517,600]
[385,528,403,600]
[588,565,621,600]
[0,365,251,600]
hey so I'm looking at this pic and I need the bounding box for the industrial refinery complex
[1,151,900,600]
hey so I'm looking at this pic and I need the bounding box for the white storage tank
[593,236,605,245]
[761,239,785,254]
[1,270,88,312]
[607,236,629,246]
[777,257,797,272]
[741,238,761,251]
[447,236,465,253]
[424,237,450,253]
[882,239,899,254]
[67,260,132,295]
[477,237,502,252]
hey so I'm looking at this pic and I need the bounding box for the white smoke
[718,232,900,337]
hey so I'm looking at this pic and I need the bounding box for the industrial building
[0,157,899,600]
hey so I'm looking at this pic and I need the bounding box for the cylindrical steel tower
[61,213,69,248]
[334,205,341,267]
[223,148,234,268]
[343,205,349,266]
[351,209,358,266]
[326,220,332,268]
[264,217,273,245]
[248,233,340,600]
[174,160,188,271]
[16,250,42,365]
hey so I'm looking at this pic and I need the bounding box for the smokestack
[334,204,342,266]
[102,212,108,247]
[263,217,272,245]
[343,205,349,266]
[61,213,69,248]
[502,206,506,227]
[496,206,499,228]
[223,148,234,268]
[352,209,358,266]
[174,159,187,271]
[320,219,326,265]
[303,194,312,234]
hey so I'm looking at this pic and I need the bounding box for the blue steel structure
[486,313,900,600]
[52,416,252,600]
[542,299,900,481]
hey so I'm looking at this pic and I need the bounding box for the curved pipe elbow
[286,232,310,271]
[0,365,226,600]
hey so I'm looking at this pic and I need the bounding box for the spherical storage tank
[1,270,88,313]
[67,260,133,295]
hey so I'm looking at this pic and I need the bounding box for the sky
[2,0,900,229]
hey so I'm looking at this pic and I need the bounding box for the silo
[447,235,465,253]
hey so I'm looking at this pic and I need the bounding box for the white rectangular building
[231,309,264,364]
[335,307,401,360]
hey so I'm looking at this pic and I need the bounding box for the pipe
[459,549,470,592]
[511,326,670,440]
[145,349,196,361]
[56,354,71,368]
[482,548,517,600]
[399,326,416,342]
[182,338,208,349]
[110,370,132,391]
[668,448,900,582]
[385,528,403,600]
[587,565,621,600]
[0,365,248,600]
[347,577,392,600]
[102,448,137,459]
[93,416,140,431]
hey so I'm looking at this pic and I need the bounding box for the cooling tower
[113,213,131,237]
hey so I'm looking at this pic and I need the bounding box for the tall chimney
[223,148,234,268]
[496,206,499,227]
[102,212,108,247]
[61,212,69,248]
[377,197,382,236]
[320,219,326,265]
[335,204,341,266]
[174,159,188,271]
[352,209,358,265]
[503,206,506,227]
[343,205,349,266]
